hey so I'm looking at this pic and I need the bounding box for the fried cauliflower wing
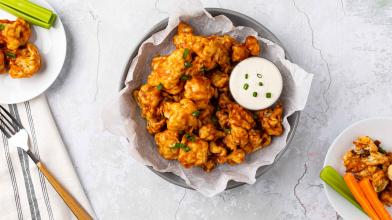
[147,48,189,94]
[155,130,180,160]
[245,36,261,56]
[257,104,283,136]
[0,51,6,73]
[199,123,225,141]
[9,43,41,78]
[178,138,209,168]
[184,75,214,101]
[163,99,199,131]
[2,18,31,51]
[227,149,245,165]
[227,103,255,130]
[133,22,281,172]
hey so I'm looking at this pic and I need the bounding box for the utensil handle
[37,162,93,220]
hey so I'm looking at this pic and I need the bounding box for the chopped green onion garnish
[243,83,249,90]
[178,130,184,135]
[0,24,5,30]
[257,73,262,78]
[5,52,15,59]
[172,143,186,149]
[184,61,192,68]
[200,66,207,73]
[185,133,196,142]
[253,92,258,97]
[180,75,190,81]
[258,82,263,86]
[156,83,163,91]
[192,110,200,117]
[252,112,258,120]
[224,128,231,134]
[266,92,272,98]
[183,48,190,59]
[183,146,191,152]
[245,73,249,79]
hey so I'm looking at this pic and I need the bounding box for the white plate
[0,0,66,104]
[324,117,392,220]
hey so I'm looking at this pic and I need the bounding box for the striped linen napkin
[0,95,94,220]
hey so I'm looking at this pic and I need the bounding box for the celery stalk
[0,2,51,28]
[0,0,53,23]
[320,166,364,213]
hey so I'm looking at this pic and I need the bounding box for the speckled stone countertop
[45,0,392,219]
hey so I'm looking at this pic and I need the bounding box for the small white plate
[0,0,66,104]
[324,117,392,220]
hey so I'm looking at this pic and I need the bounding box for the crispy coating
[147,48,189,94]
[257,104,283,136]
[381,184,392,206]
[227,103,255,130]
[184,75,214,101]
[134,22,284,171]
[245,36,261,56]
[227,149,245,165]
[343,136,392,204]
[163,99,198,131]
[178,138,209,168]
[210,71,229,88]
[2,18,31,51]
[9,43,41,78]
[155,130,180,160]
[242,130,271,153]
[231,44,249,62]
[199,124,225,141]
[0,51,6,73]
[0,18,42,78]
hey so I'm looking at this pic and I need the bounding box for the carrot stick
[359,178,392,220]
[344,173,380,220]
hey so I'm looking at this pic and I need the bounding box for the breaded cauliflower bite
[0,18,42,78]
[343,136,392,204]
[134,22,285,171]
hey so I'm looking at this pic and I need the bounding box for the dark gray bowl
[120,8,300,190]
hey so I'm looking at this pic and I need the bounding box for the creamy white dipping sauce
[229,57,283,110]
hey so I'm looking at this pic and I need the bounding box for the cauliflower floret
[372,170,389,192]
[199,124,225,141]
[257,104,283,136]
[184,75,214,101]
[227,103,255,130]
[245,36,260,56]
[231,44,249,62]
[242,130,271,153]
[163,99,199,131]
[353,136,379,154]
[178,138,209,168]
[147,48,189,94]
[210,71,229,88]
[155,130,180,160]
[227,149,245,165]
[2,18,31,51]
[343,150,367,173]
[9,43,41,78]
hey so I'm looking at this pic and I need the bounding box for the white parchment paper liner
[104,0,313,197]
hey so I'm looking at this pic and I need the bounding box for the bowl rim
[119,7,301,190]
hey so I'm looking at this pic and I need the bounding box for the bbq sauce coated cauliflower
[0,18,41,78]
[343,136,392,205]
[134,22,284,171]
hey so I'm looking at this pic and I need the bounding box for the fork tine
[0,105,22,130]
[0,113,16,135]
[0,119,11,138]
[0,111,18,133]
